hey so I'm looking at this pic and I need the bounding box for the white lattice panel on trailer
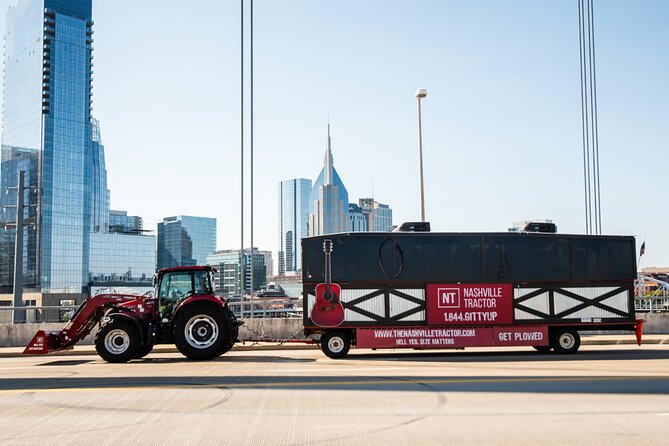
[389,289,425,321]
[306,293,315,317]
[515,288,540,298]
[342,289,384,322]
[567,307,625,320]
[563,287,628,312]
[514,289,550,314]
[515,309,542,320]
[553,293,584,315]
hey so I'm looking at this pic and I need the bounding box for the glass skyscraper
[358,198,393,232]
[1,0,96,293]
[308,125,349,237]
[206,249,266,297]
[278,178,311,275]
[1,0,155,298]
[157,216,216,269]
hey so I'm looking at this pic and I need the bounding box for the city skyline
[0,0,667,267]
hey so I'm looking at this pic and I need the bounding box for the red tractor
[24,266,242,362]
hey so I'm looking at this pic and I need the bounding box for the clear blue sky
[1,1,668,270]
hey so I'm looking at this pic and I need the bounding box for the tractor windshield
[158,270,213,318]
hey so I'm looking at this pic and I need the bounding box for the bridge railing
[0,301,304,324]
[0,306,78,324]
[635,297,669,312]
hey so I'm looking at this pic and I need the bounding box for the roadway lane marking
[0,375,668,395]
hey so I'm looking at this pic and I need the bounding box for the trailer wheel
[321,332,350,359]
[95,318,140,363]
[173,303,230,360]
[551,329,580,354]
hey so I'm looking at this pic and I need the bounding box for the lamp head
[415,88,427,99]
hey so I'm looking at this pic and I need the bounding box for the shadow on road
[346,348,669,363]
[2,373,669,395]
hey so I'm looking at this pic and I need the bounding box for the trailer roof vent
[393,222,431,232]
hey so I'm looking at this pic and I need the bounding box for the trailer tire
[173,303,230,360]
[551,329,580,354]
[533,346,552,353]
[95,318,140,363]
[321,332,350,359]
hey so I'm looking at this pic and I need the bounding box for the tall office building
[308,125,348,236]
[348,203,368,232]
[358,198,393,232]
[278,178,311,275]
[206,248,266,297]
[157,216,216,269]
[0,0,157,299]
[109,210,143,234]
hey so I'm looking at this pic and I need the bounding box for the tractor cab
[154,266,217,320]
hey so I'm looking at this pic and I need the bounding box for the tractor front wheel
[95,318,140,363]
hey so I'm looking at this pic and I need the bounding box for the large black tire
[551,328,581,354]
[321,332,351,359]
[95,318,140,363]
[220,324,240,354]
[134,343,153,359]
[173,303,231,360]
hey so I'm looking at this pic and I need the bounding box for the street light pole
[415,88,427,222]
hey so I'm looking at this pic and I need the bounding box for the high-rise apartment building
[109,210,143,234]
[358,198,393,232]
[348,203,368,232]
[206,248,266,297]
[0,0,155,300]
[278,178,311,275]
[157,216,216,269]
[308,125,348,236]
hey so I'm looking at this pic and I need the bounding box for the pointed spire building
[308,125,349,236]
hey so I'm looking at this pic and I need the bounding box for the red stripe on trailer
[356,327,493,349]
[492,326,549,346]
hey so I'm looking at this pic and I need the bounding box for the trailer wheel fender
[550,328,581,354]
[321,331,351,359]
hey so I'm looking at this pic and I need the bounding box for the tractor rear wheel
[95,318,140,363]
[173,303,230,360]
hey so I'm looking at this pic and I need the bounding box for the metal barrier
[0,300,303,324]
[0,306,78,324]
[635,298,669,312]
[227,301,303,319]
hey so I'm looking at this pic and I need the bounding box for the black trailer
[302,231,643,358]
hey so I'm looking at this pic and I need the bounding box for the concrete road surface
[1,344,668,446]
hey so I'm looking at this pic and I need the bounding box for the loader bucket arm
[23,295,136,355]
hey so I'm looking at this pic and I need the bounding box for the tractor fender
[101,311,147,344]
[172,295,227,321]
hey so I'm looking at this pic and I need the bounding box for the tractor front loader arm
[23,295,136,354]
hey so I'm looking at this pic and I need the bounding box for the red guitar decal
[311,239,344,327]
